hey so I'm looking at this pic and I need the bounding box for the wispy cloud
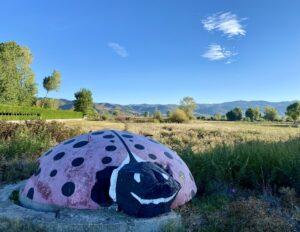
[202,12,246,37]
[202,44,237,62]
[108,42,129,58]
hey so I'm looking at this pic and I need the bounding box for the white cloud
[202,12,246,37]
[202,44,237,61]
[108,42,129,58]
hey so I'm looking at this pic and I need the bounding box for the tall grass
[181,138,300,195]
[0,121,82,183]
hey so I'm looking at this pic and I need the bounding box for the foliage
[42,70,61,96]
[179,96,197,119]
[153,110,163,122]
[35,98,59,109]
[74,88,94,115]
[245,107,260,121]
[86,108,100,121]
[0,104,83,120]
[168,108,189,123]
[286,101,300,122]
[264,106,280,121]
[143,111,149,117]
[226,107,243,121]
[112,106,122,116]
[0,41,37,106]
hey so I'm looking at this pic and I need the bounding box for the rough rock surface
[0,182,182,232]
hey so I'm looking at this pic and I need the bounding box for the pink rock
[21,130,197,210]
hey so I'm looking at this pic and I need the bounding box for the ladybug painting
[20,130,197,218]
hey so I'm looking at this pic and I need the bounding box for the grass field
[0,120,299,231]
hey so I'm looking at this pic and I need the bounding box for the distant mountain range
[58,99,296,116]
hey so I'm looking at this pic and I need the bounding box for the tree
[226,108,243,121]
[245,107,260,121]
[143,111,149,117]
[264,107,279,121]
[112,106,122,116]
[153,110,163,122]
[286,102,300,123]
[179,97,197,119]
[74,88,94,115]
[43,70,61,97]
[214,113,222,121]
[169,108,189,123]
[0,41,37,106]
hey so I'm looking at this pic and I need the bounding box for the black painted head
[109,153,181,218]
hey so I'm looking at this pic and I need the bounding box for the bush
[169,109,189,123]
[35,98,59,109]
[226,108,243,121]
[0,104,83,120]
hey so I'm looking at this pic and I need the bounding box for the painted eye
[162,173,169,180]
[134,173,141,183]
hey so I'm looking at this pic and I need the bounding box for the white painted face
[109,153,180,207]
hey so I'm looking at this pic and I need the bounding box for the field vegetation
[0,120,299,231]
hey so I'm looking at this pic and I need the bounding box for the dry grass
[64,120,300,153]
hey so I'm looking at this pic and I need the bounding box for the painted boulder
[21,130,197,217]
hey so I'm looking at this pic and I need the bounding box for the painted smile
[130,192,177,205]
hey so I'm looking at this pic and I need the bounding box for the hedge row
[0,104,83,120]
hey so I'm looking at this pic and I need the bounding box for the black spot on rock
[164,151,173,159]
[91,166,117,207]
[102,156,112,164]
[103,135,114,139]
[50,169,57,177]
[72,157,84,167]
[64,139,75,145]
[61,182,75,197]
[44,149,52,156]
[122,134,133,138]
[129,139,133,142]
[73,141,88,148]
[134,144,145,150]
[148,154,157,160]
[110,140,115,143]
[27,188,34,200]
[92,131,104,135]
[34,167,41,176]
[53,152,65,161]
[105,145,117,151]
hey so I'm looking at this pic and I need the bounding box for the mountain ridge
[58,99,296,116]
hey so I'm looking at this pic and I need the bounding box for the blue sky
[1,0,300,104]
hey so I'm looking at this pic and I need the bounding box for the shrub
[153,110,163,122]
[264,106,280,121]
[226,108,243,121]
[35,98,59,109]
[169,109,189,123]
